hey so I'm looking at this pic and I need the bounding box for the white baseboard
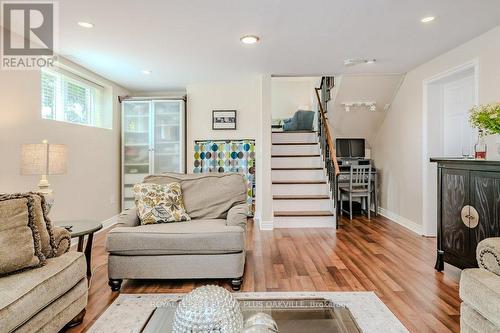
[274,216,336,228]
[259,219,274,230]
[377,207,422,235]
[70,214,119,246]
[254,212,274,230]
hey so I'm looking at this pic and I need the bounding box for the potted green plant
[469,103,500,159]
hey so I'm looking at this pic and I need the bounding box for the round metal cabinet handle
[461,205,479,228]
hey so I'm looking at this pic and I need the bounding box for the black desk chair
[339,165,372,221]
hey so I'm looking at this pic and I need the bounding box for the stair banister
[315,78,340,228]
[314,87,340,176]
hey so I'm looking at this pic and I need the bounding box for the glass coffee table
[142,298,361,332]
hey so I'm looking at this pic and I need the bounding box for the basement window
[41,67,112,129]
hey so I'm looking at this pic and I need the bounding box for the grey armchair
[106,173,249,291]
[460,237,500,332]
[282,110,315,131]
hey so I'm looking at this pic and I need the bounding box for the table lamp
[21,140,67,206]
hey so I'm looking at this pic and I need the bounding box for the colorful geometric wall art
[193,139,256,214]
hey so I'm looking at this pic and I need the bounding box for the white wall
[186,77,261,169]
[327,74,404,148]
[185,76,273,228]
[372,26,500,234]
[129,90,187,98]
[271,77,318,120]
[257,75,274,229]
[0,58,128,222]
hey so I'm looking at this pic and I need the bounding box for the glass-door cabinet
[122,98,186,209]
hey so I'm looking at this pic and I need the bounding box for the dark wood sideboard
[431,158,500,271]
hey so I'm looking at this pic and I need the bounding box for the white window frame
[40,66,111,129]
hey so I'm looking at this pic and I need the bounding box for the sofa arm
[116,208,140,228]
[52,226,71,257]
[227,204,248,230]
[477,237,500,276]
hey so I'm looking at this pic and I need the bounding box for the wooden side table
[56,220,103,279]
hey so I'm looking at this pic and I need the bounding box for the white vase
[485,134,500,161]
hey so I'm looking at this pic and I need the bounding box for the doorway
[422,60,478,236]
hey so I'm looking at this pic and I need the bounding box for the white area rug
[89,292,408,333]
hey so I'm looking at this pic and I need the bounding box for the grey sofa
[0,227,88,333]
[460,237,500,333]
[106,172,248,291]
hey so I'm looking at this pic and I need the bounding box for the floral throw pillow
[133,182,191,225]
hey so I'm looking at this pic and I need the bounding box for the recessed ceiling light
[240,35,260,44]
[77,21,94,28]
[141,70,152,75]
[421,16,435,23]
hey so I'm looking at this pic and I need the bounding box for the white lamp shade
[21,143,67,175]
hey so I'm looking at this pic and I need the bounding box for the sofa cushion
[0,195,45,275]
[133,182,190,224]
[52,226,72,257]
[0,251,86,333]
[143,173,247,220]
[460,268,500,327]
[461,302,500,333]
[15,279,87,333]
[31,193,57,258]
[107,219,245,255]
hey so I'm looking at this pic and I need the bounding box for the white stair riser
[271,169,325,181]
[272,145,319,155]
[272,183,329,196]
[272,132,317,143]
[274,216,336,228]
[272,156,322,168]
[273,199,333,211]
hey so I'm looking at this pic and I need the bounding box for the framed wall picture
[212,110,237,130]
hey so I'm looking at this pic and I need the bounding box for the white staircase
[271,131,336,228]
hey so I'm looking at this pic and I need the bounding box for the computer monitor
[335,138,365,158]
[350,139,365,158]
[336,139,351,158]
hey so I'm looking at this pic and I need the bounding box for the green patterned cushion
[133,182,191,225]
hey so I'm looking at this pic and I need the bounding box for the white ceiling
[58,0,500,91]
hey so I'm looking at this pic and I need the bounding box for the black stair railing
[315,77,341,228]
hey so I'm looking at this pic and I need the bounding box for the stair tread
[272,131,317,133]
[272,180,326,184]
[272,143,318,145]
[272,154,320,157]
[274,210,334,217]
[272,167,323,170]
[271,141,317,143]
[273,195,330,200]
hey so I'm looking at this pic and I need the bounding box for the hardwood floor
[66,215,461,333]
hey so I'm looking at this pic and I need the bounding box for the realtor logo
[1,1,58,69]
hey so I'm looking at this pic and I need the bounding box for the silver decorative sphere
[242,313,279,332]
[172,285,243,333]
